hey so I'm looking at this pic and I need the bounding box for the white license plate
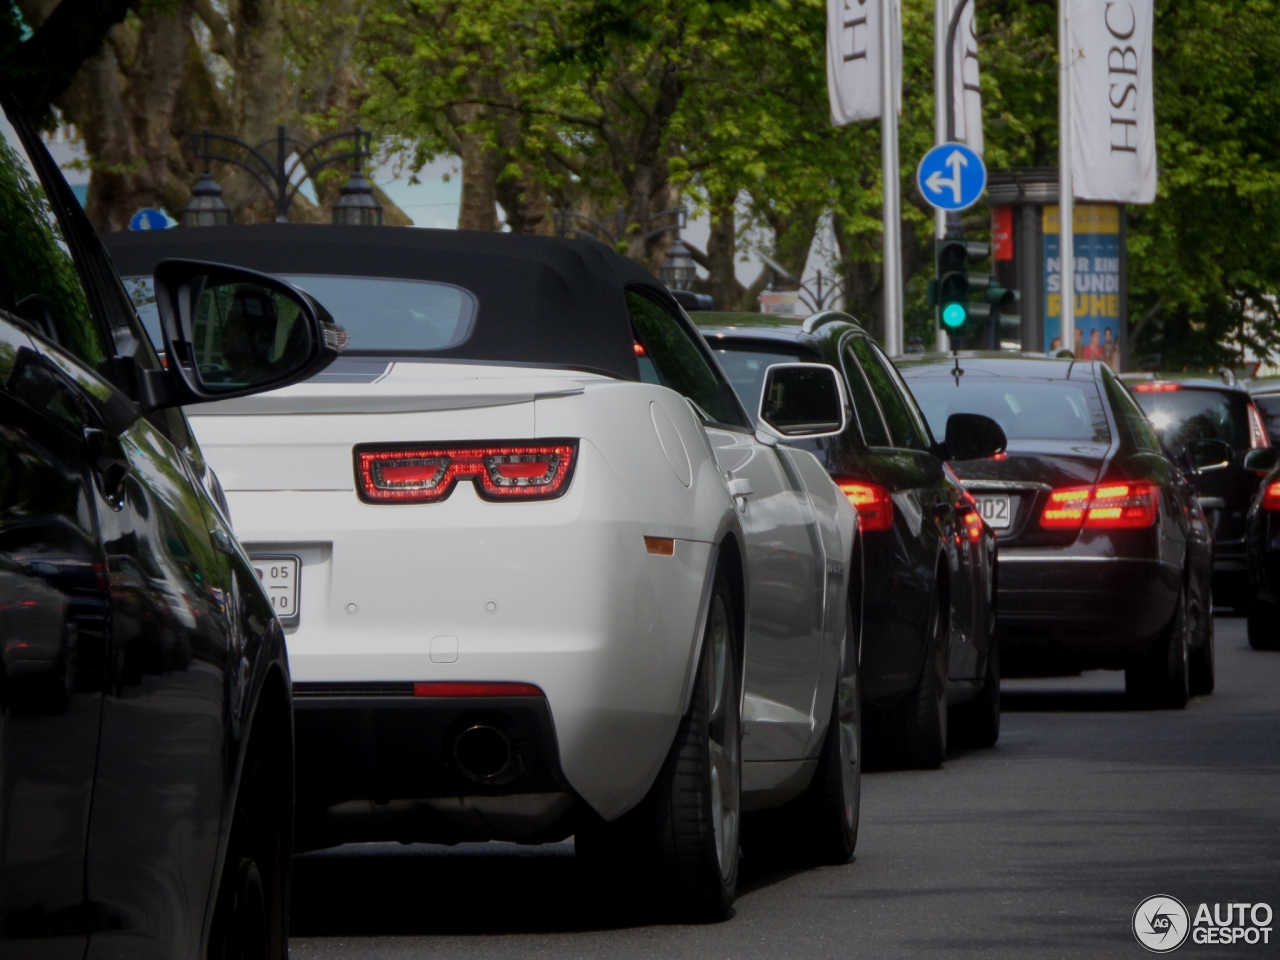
[251,556,299,620]
[975,495,1013,529]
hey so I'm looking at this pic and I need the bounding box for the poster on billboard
[1044,204,1122,369]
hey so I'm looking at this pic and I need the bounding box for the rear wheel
[1247,595,1280,651]
[1126,585,1190,709]
[577,570,741,921]
[1189,588,1216,695]
[950,642,1000,749]
[865,588,947,769]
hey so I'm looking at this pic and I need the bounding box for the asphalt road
[290,616,1280,959]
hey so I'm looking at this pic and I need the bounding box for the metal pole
[934,0,948,350]
[276,125,289,223]
[880,0,903,356]
[1058,0,1075,357]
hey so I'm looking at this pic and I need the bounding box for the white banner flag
[950,0,984,154]
[827,0,902,126]
[1069,0,1156,203]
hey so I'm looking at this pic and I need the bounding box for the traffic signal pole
[1058,0,1075,356]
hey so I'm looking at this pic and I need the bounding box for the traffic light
[931,239,1019,348]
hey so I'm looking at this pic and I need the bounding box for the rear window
[1131,387,1249,454]
[124,274,477,354]
[1252,393,1280,446]
[907,377,1111,443]
[708,341,817,419]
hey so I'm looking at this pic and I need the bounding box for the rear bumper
[292,687,577,849]
[996,552,1179,672]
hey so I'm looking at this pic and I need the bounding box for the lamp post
[181,124,381,226]
[659,238,698,290]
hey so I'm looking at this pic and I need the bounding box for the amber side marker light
[413,682,543,697]
[644,536,675,555]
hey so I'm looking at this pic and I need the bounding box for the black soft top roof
[101,224,669,380]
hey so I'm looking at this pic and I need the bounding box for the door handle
[210,529,234,554]
[727,478,754,499]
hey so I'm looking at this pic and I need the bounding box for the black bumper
[292,684,575,848]
[996,553,1179,673]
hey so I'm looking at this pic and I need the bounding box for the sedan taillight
[1040,482,1159,530]
[1262,482,1280,511]
[355,441,578,503]
[836,480,894,532]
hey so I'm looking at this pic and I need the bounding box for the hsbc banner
[949,0,984,155]
[826,0,902,125]
[1069,0,1157,203]
[1044,204,1122,368]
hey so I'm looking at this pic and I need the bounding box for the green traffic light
[942,302,967,329]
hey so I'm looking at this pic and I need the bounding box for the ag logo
[1133,895,1191,953]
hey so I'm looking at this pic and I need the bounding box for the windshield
[907,376,1111,444]
[708,341,818,418]
[124,274,477,354]
[1131,387,1250,454]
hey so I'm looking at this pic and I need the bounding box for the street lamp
[660,238,698,290]
[181,125,381,226]
[181,171,231,227]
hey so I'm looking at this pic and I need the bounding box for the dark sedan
[696,312,1005,767]
[1,89,340,958]
[1126,374,1271,611]
[899,353,1215,708]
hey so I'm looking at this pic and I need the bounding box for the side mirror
[944,413,1008,461]
[153,258,346,404]
[757,363,847,439]
[1186,438,1233,474]
[1243,448,1278,473]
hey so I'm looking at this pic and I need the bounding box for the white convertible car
[108,226,862,919]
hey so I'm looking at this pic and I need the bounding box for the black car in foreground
[1126,374,1271,611]
[1,90,341,958]
[696,312,1005,767]
[899,353,1215,707]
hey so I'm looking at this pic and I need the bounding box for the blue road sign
[129,208,169,231]
[916,143,986,212]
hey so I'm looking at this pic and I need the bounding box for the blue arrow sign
[916,143,986,212]
[129,207,170,231]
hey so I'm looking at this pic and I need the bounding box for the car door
[625,288,826,760]
[841,336,961,684]
[0,107,118,960]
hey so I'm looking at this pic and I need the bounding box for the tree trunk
[227,0,284,221]
[456,121,498,231]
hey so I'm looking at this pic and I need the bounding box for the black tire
[865,587,947,769]
[950,641,1000,749]
[1189,589,1216,695]
[1126,586,1190,709]
[1247,596,1280,651]
[743,598,861,867]
[577,570,741,921]
[208,697,291,960]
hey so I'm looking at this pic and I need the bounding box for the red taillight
[961,507,983,542]
[837,480,894,532]
[355,441,578,503]
[1040,482,1159,530]
[634,342,647,356]
[1248,403,1270,450]
[413,681,543,697]
[1263,482,1280,511]
[1132,382,1181,393]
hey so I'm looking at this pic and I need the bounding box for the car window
[841,342,891,447]
[625,288,744,426]
[908,375,1112,444]
[0,106,107,371]
[124,274,476,354]
[1250,393,1280,446]
[1130,385,1250,455]
[849,337,926,450]
[707,341,819,420]
[1101,370,1161,452]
